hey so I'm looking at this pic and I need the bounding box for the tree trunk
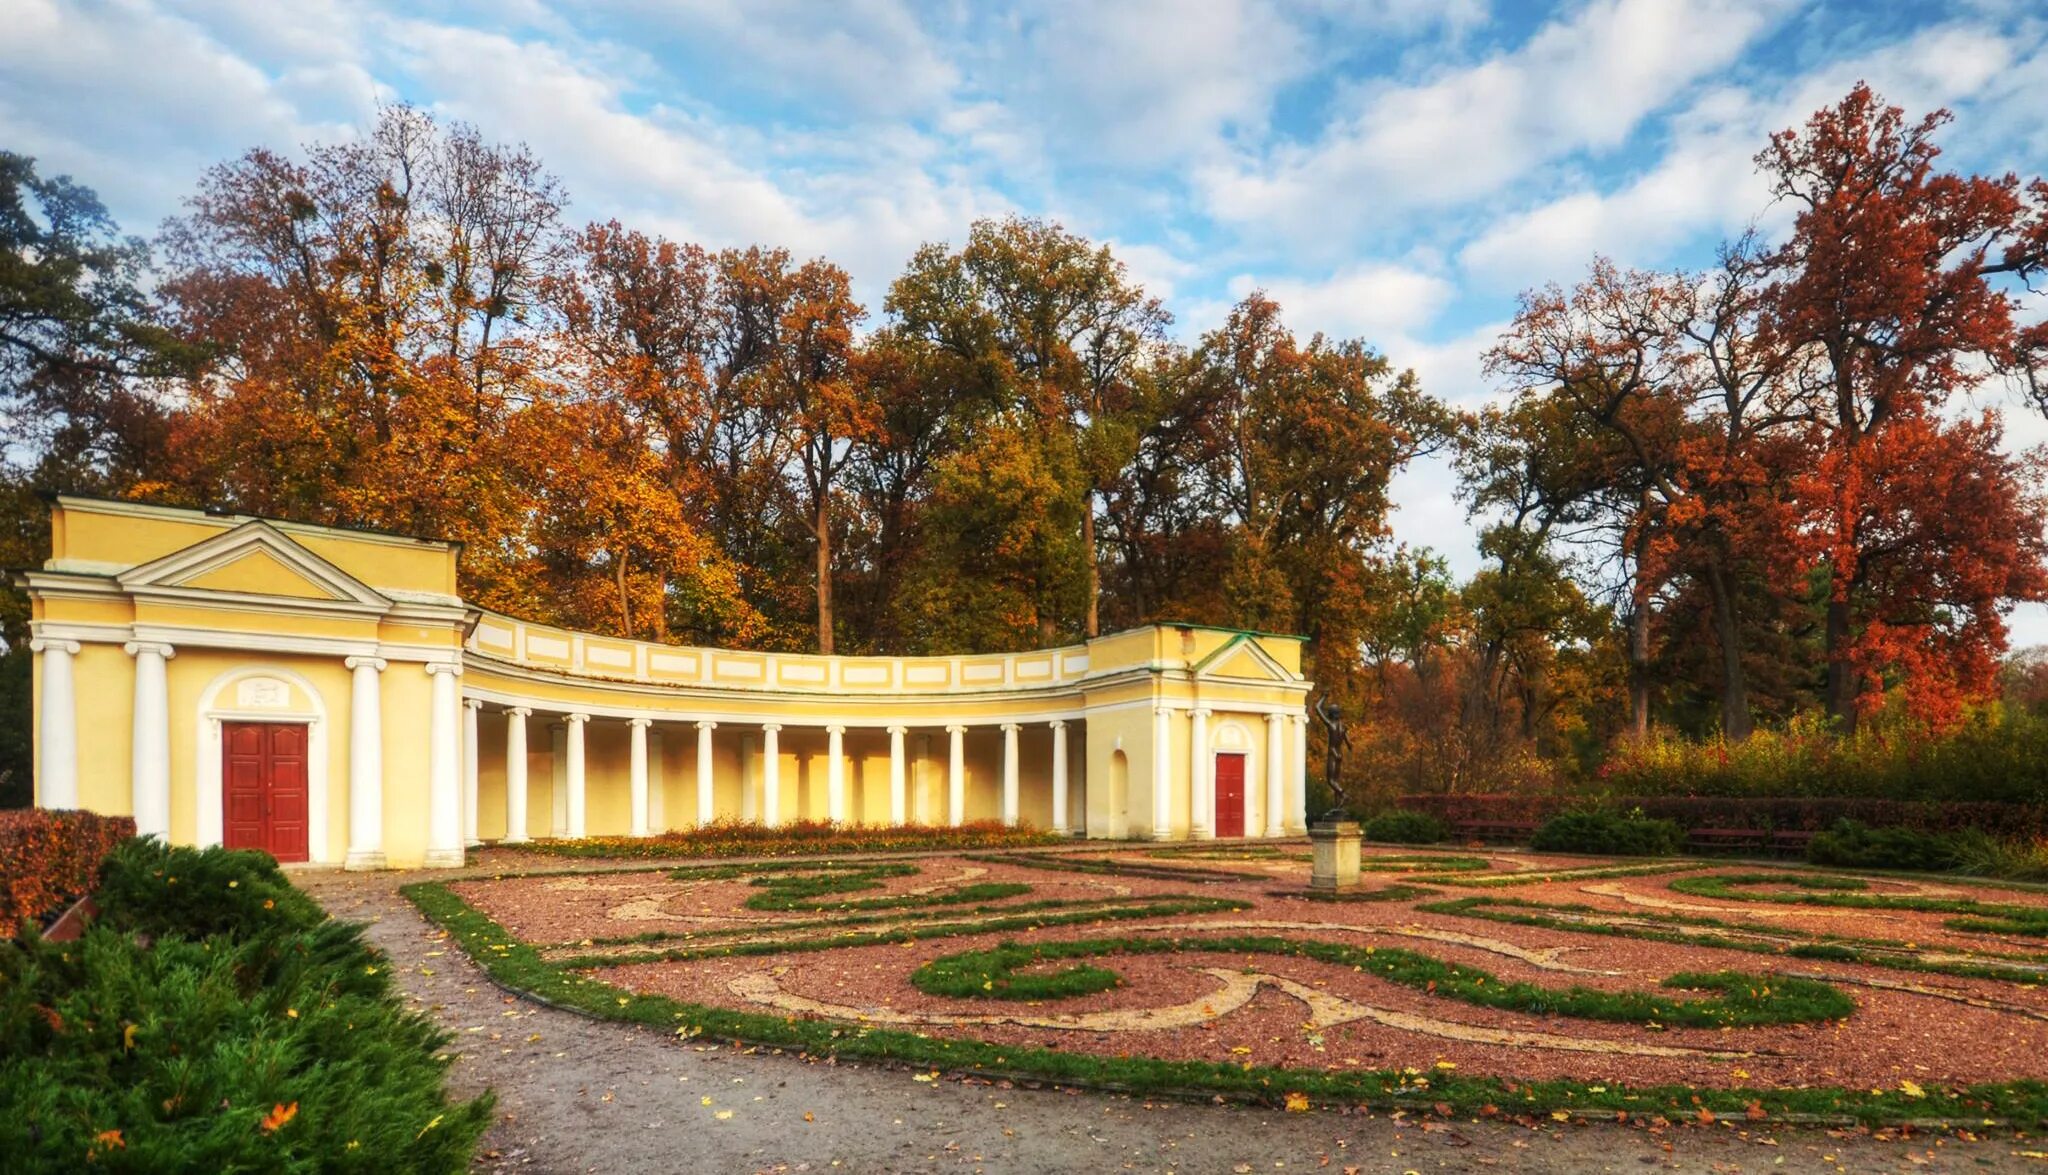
[1082,493,1099,639]
[815,494,834,656]
[614,545,633,639]
[1702,558,1753,741]
[653,574,668,643]
[1628,602,1651,740]
[1823,596,1857,732]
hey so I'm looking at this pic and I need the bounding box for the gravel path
[301,868,2045,1174]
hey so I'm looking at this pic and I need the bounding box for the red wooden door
[1213,753,1246,838]
[222,722,309,862]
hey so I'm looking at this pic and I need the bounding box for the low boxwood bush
[0,839,491,1171]
[1529,810,1685,857]
[1806,819,1983,872]
[1362,810,1447,845]
[0,810,136,935]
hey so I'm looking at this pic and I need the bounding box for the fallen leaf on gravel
[714,1110,733,1120]
[1284,1092,1310,1113]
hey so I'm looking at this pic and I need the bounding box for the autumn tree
[1759,83,2048,727]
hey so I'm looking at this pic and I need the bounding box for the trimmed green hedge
[1529,811,1685,857]
[0,840,491,1172]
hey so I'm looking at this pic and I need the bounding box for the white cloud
[1199,0,1799,253]
[1456,21,2024,293]
[1228,263,1456,342]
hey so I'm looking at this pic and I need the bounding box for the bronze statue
[1312,695,1350,819]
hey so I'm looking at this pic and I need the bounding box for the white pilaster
[629,717,652,838]
[1151,706,1174,840]
[826,725,846,824]
[696,721,717,826]
[462,699,482,847]
[343,655,386,868]
[946,724,966,827]
[760,724,782,828]
[565,712,589,839]
[503,707,531,844]
[1049,720,1069,835]
[1265,712,1287,838]
[124,640,174,840]
[32,638,79,810]
[887,725,908,825]
[1000,723,1020,828]
[425,662,464,867]
[1289,713,1310,835]
[1188,708,1212,840]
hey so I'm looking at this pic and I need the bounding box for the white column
[343,656,386,868]
[629,717,652,838]
[946,724,966,827]
[826,725,847,824]
[124,641,174,840]
[887,725,908,825]
[648,729,666,833]
[425,662,464,867]
[462,699,482,847]
[32,638,79,810]
[503,707,531,844]
[1188,708,1212,840]
[1049,720,1070,834]
[564,712,589,839]
[695,721,717,826]
[1289,714,1310,835]
[1265,712,1287,838]
[1000,723,1020,827]
[914,733,933,824]
[760,724,782,828]
[1151,706,1174,840]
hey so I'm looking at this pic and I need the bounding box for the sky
[4,0,2047,643]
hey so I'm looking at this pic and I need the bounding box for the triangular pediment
[1191,634,1296,683]
[118,520,390,611]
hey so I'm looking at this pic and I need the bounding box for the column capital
[695,719,718,731]
[1153,705,1174,718]
[825,724,846,735]
[1266,711,1288,725]
[1047,719,1067,730]
[345,655,387,672]
[886,724,908,735]
[565,711,591,724]
[761,722,783,733]
[628,716,653,729]
[1000,722,1021,733]
[1189,707,1212,719]
[425,660,463,678]
[123,640,175,659]
[30,637,80,655]
[506,706,533,718]
[945,724,968,734]
[465,697,484,711]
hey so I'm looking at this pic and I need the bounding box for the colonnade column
[462,699,482,848]
[1264,712,1287,838]
[343,656,386,869]
[564,712,589,839]
[826,725,847,824]
[760,724,782,828]
[1289,713,1310,835]
[1188,707,1212,840]
[1151,706,1174,840]
[946,725,966,827]
[1000,723,1020,827]
[32,638,79,810]
[887,725,907,825]
[424,662,464,867]
[695,721,717,826]
[503,707,531,844]
[125,640,173,841]
[1049,720,1069,835]
[629,717,652,838]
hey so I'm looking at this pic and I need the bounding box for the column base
[423,847,467,869]
[343,850,387,872]
[1192,827,1214,840]
[501,833,530,846]
[1151,828,1177,841]
[465,838,483,848]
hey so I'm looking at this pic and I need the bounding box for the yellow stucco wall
[24,497,1313,867]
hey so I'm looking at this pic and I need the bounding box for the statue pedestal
[1308,820,1360,893]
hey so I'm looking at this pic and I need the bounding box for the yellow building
[19,497,1314,868]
